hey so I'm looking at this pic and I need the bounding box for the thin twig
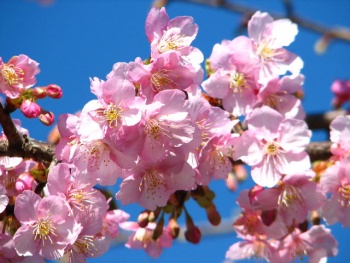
[161,0,350,44]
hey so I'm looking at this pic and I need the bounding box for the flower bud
[45,84,62,99]
[39,110,55,126]
[20,99,41,118]
[184,225,201,244]
[30,87,47,99]
[15,172,34,194]
[184,209,201,244]
[137,211,149,228]
[205,203,221,226]
[168,217,180,239]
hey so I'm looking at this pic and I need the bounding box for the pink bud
[20,99,41,118]
[30,87,47,99]
[15,172,34,194]
[184,226,201,244]
[45,84,62,99]
[39,110,55,126]
[331,79,350,108]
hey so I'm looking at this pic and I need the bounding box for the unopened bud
[225,172,237,191]
[45,84,62,99]
[30,87,47,99]
[233,164,247,182]
[39,110,55,126]
[184,226,201,244]
[137,211,149,228]
[15,172,34,194]
[20,99,41,118]
[168,217,180,239]
[206,203,221,226]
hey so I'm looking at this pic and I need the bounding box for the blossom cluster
[0,5,349,263]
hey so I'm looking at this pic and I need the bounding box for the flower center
[68,186,96,211]
[33,216,57,244]
[150,69,178,92]
[256,38,285,63]
[265,142,279,155]
[139,169,166,195]
[133,227,153,244]
[158,30,186,53]
[145,119,163,140]
[74,235,97,256]
[98,103,123,128]
[229,72,247,93]
[1,64,24,86]
[339,184,350,207]
[278,185,303,209]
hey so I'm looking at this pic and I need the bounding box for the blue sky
[1,0,350,262]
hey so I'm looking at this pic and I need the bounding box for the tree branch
[158,0,350,45]
[0,103,55,164]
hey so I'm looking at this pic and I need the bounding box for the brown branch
[307,141,332,162]
[163,0,350,44]
[305,109,346,130]
[0,103,55,164]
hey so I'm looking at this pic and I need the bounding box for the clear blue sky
[1,0,350,262]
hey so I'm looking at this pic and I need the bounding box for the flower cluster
[0,54,61,125]
[0,6,349,263]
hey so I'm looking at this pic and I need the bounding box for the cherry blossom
[233,106,311,187]
[247,11,304,82]
[120,221,173,258]
[329,115,350,160]
[13,190,81,260]
[0,54,40,99]
[116,155,196,211]
[320,156,350,227]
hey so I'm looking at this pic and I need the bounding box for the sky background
[1,0,350,262]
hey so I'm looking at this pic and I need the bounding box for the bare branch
[165,0,350,44]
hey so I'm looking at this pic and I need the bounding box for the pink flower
[273,225,338,263]
[128,51,201,102]
[13,190,81,260]
[225,235,275,262]
[197,134,237,185]
[78,76,143,141]
[120,221,173,258]
[247,11,303,82]
[320,156,350,227]
[0,184,8,213]
[145,7,203,64]
[0,234,20,262]
[138,89,195,162]
[63,205,110,262]
[202,38,260,116]
[252,172,325,225]
[116,155,196,211]
[331,79,350,108]
[100,208,130,238]
[329,115,350,160]
[234,189,287,239]
[255,74,305,119]
[0,54,40,99]
[233,106,311,187]
[46,163,108,216]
